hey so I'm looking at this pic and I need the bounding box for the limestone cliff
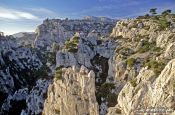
[108,59,175,115]
[107,13,175,115]
[43,66,99,115]
[1,13,175,115]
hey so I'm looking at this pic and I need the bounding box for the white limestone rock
[42,66,99,115]
[109,59,175,115]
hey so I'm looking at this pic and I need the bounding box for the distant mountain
[83,16,116,22]
[13,32,34,38]
[12,32,36,46]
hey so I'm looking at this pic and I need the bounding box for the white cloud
[0,7,39,20]
[27,8,56,15]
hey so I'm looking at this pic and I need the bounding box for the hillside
[0,12,175,115]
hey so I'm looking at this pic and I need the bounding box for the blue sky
[0,0,175,35]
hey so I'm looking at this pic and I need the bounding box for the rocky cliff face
[43,66,99,115]
[115,59,175,115]
[34,18,116,51]
[107,14,175,115]
[12,32,36,47]
[0,17,118,115]
[0,35,51,115]
[1,14,175,115]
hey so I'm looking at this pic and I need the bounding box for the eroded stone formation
[1,14,175,115]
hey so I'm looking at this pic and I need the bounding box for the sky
[0,0,175,35]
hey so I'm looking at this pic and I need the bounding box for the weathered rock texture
[1,14,175,115]
[43,66,99,115]
[108,59,175,115]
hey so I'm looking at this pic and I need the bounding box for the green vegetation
[152,46,162,52]
[148,9,172,31]
[55,66,64,79]
[157,18,171,31]
[137,41,161,53]
[111,35,123,41]
[144,60,165,75]
[130,78,137,87]
[122,23,128,27]
[173,82,175,91]
[96,83,117,107]
[52,42,59,52]
[135,39,162,54]
[100,83,115,97]
[47,52,56,64]
[136,8,173,31]
[106,93,117,107]
[118,47,135,57]
[162,9,171,16]
[34,49,56,65]
[137,41,154,53]
[33,65,50,78]
[149,8,157,16]
[127,58,136,68]
[65,37,79,53]
[116,47,136,60]
[143,26,150,30]
[136,14,150,19]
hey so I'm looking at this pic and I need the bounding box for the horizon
[0,0,175,35]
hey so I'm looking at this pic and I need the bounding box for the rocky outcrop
[0,36,50,115]
[106,15,175,115]
[110,59,175,115]
[56,37,116,68]
[34,18,116,51]
[13,32,36,47]
[164,42,175,59]
[42,66,99,115]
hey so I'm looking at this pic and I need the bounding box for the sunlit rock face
[108,59,175,115]
[106,15,175,115]
[34,18,116,51]
[42,66,99,115]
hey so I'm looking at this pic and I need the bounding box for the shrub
[152,47,162,52]
[162,9,171,16]
[96,83,117,107]
[127,58,136,68]
[144,60,165,75]
[52,42,59,52]
[33,65,50,78]
[137,41,156,53]
[122,23,128,27]
[111,35,123,41]
[64,37,79,53]
[98,83,115,98]
[130,78,137,87]
[149,8,157,16]
[106,93,117,107]
[47,52,56,64]
[158,19,171,31]
[144,26,150,30]
[55,66,64,79]
[119,47,134,57]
